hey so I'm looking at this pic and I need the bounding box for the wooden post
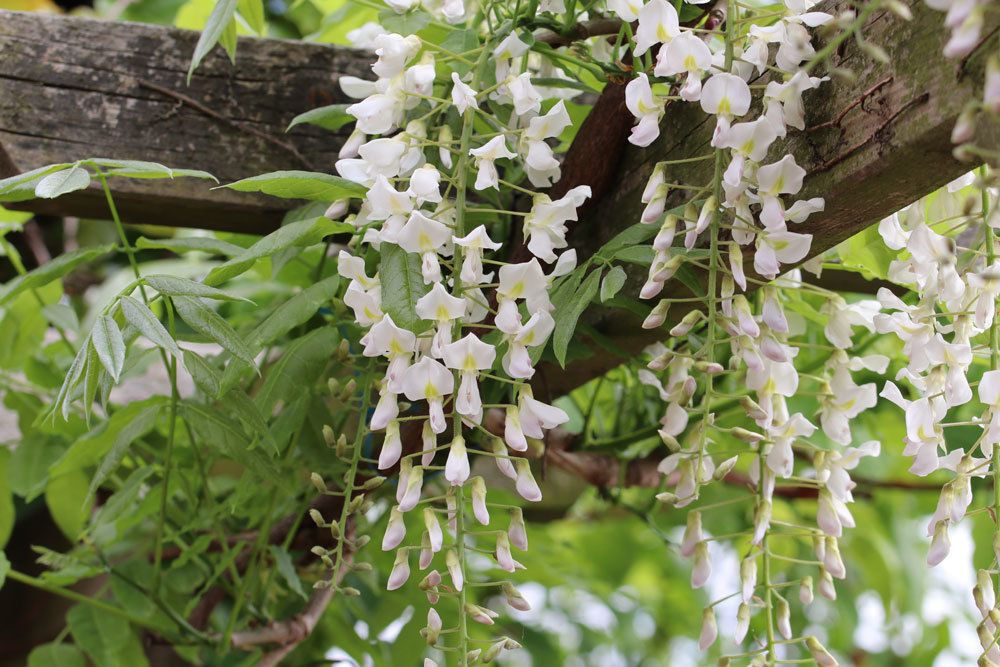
[0,10,371,233]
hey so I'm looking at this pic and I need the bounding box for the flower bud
[699,606,718,650]
[445,434,470,486]
[502,581,531,611]
[514,458,542,502]
[776,596,792,640]
[420,607,442,645]
[423,507,443,552]
[446,549,464,591]
[692,541,711,588]
[642,299,672,329]
[387,549,410,591]
[928,520,951,566]
[986,54,1000,115]
[818,567,837,600]
[952,106,978,144]
[508,507,528,550]
[681,511,703,557]
[382,506,406,551]
[465,602,499,625]
[471,476,490,525]
[496,532,516,572]
[800,576,814,605]
[734,602,750,642]
[670,310,704,337]
[805,636,838,666]
[322,425,336,446]
[752,500,772,545]
[309,509,325,527]
[398,465,424,512]
[419,531,433,570]
[740,556,757,603]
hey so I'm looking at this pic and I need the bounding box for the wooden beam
[0,10,370,233]
[536,0,999,397]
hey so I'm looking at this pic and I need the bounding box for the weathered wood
[536,0,1000,397]
[0,10,371,233]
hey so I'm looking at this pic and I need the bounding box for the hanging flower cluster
[331,7,593,662]
[318,0,999,662]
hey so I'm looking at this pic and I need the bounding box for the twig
[534,17,624,48]
[137,80,317,171]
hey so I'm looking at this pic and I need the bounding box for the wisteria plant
[0,0,998,664]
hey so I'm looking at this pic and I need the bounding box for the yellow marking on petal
[425,383,439,400]
[684,55,697,70]
[437,306,451,320]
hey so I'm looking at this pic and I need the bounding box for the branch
[534,17,624,48]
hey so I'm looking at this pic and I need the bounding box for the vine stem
[983,165,1000,601]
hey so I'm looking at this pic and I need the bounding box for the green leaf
[287,104,354,132]
[42,303,80,334]
[172,296,256,364]
[51,335,92,421]
[552,269,602,367]
[182,402,284,484]
[0,164,73,202]
[85,159,217,182]
[136,236,244,257]
[0,244,115,306]
[380,243,430,333]
[237,0,265,32]
[46,470,91,539]
[226,388,277,454]
[9,435,64,501]
[255,328,339,415]
[188,0,239,78]
[86,403,161,504]
[595,221,661,261]
[92,316,126,383]
[839,225,897,280]
[182,349,222,397]
[250,275,340,347]
[118,295,181,356]
[220,170,367,201]
[0,450,13,548]
[27,643,86,667]
[270,545,307,599]
[379,8,431,33]
[67,604,133,667]
[600,266,627,303]
[203,217,349,286]
[612,245,655,266]
[51,398,168,477]
[34,166,92,199]
[144,275,249,302]
[0,552,7,590]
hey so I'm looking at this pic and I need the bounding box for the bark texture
[0,10,372,233]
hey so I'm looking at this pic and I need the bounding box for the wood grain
[0,10,372,233]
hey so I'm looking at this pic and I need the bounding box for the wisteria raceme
[314,0,1000,662]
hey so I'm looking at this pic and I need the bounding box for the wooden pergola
[0,0,997,399]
